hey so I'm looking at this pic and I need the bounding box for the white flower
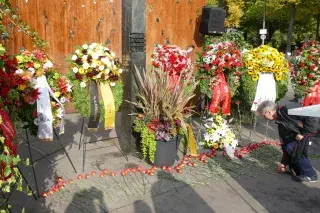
[80,82,87,88]
[75,49,80,54]
[57,107,64,118]
[87,49,93,55]
[99,65,105,71]
[92,53,99,60]
[28,67,35,75]
[15,69,23,75]
[83,63,89,70]
[34,118,39,126]
[72,67,79,73]
[105,61,111,68]
[60,97,67,104]
[105,68,110,74]
[110,52,116,57]
[89,43,97,49]
[66,84,72,92]
[82,55,88,60]
[82,44,88,49]
[110,82,116,87]
[118,68,123,74]
[72,55,78,61]
[204,133,210,142]
[43,61,53,69]
[91,63,97,68]
[96,73,102,79]
[101,57,109,64]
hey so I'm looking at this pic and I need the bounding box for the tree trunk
[316,12,320,41]
[286,3,296,56]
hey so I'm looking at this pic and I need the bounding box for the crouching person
[256,100,318,182]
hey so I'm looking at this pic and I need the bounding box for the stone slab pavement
[3,85,320,213]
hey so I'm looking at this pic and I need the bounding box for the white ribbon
[35,75,65,141]
[251,73,277,111]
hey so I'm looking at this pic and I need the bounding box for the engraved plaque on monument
[129,33,146,52]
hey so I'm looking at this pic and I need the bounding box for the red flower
[299,62,305,68]
[204,64,210,71]
[307,74,313,79]
[235,100,240,105]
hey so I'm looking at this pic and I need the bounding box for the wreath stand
[19,127,77,198]
[78,117,129,172]
[196,95,211,143]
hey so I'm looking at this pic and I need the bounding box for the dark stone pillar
[120,0,146,154]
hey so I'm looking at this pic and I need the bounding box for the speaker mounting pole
[260,0,267,45]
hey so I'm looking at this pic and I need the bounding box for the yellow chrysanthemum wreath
[244,45,289,81]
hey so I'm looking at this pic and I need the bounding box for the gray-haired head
[256,100,277,116]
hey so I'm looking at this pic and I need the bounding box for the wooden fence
[7,0,122,73]
[6,0,206,112]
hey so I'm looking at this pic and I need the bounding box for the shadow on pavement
[65,187,108,213]
[209,144,320,213]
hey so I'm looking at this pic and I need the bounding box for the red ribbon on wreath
[0,109,17,181]
[302,81,320,106]
[209,72,231,115]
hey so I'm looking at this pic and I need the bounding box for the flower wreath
[243,45,288,81]
[237,45,289,110]
[68,43,123,127]
[197,41,243,115]
[15,50,69,137]
[291,40,320,105]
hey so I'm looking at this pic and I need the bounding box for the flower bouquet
[200,115,238,157]
[129,66,196,165]
[68,43,123,130]
[197,41,243,115]
[291,40,320,106]
[152,44,193,77]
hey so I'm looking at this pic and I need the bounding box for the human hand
[296,134,304,141]
[278,164,286,173]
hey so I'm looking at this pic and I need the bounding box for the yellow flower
[213,143,219,149]
[0,114,2,124]
[34,63,41,69]
[252,74,259,81]
[54,92,61,98]
[19,84,27,91]
[36,68,44,77]
[215,115,223,124]
[16,55,24,63]
[247,69,253,75]
[275,73,282,81]
[79,68,85,74]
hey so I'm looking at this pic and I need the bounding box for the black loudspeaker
[199,7,226,35]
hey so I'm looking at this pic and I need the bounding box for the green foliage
[0,135,30,212]
[66,71,123,120]
[133,119,156,163]
[0,2,47,48]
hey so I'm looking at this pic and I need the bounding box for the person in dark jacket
[256,100,318,182]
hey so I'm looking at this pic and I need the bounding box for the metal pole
[262,0,266,45]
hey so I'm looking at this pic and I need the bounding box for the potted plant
[129,66,196,166]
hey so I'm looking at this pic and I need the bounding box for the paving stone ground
[2,84,320,213]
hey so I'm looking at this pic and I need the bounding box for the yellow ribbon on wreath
[100,82,116,130]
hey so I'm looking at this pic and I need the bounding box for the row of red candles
[41,141,281,198]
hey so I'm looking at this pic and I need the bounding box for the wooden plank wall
[6,0,122,74]
[146,0,206,67]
